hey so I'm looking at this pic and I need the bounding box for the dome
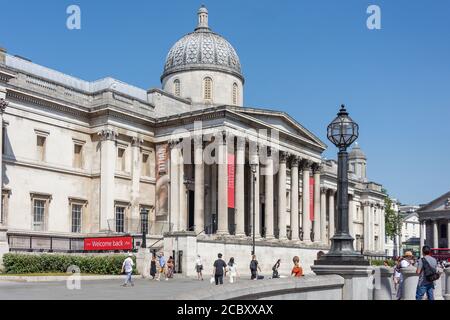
[349,142,367,160]
[161,6,244,83]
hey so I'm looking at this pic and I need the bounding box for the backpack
[422,257,440,282]
[250,260,257,271]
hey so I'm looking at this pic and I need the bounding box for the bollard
[434,272,444,300]
[444,268,450,301]
[373,266,394,300]
[400,266,419,300]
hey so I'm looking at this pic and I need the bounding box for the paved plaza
[0,276,261,300]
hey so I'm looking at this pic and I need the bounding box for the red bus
[430,248,450,262]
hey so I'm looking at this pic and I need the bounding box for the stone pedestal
[311,265,375,300]
[373,266,393,300]
[0,227,9,270]
[400,267,418,300]
[444,268,450,301]
[435,274,444,300]
[136,247,151,278]
[163,231,197,277]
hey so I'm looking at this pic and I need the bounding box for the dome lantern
[196,5,209,31]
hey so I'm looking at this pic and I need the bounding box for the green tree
[383,191,402,256]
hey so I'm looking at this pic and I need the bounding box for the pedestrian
[316,251,325,261]
[415,245,440,300]
[212,253,227,285]
[195,254,204,281]
[393,256,402,292]
[272,259,281,279]
[150,253,157,280]
[227,257,239,283]
[158,252,168,281]
[383,260,390,267]
[250,255,262,280]
[121,253,134,287]
[291,256,304,277]
[167,256,175,279]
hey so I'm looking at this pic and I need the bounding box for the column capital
[312,162,322,174]
[168,138,182,148]
[301,159,313,170]
[320,187,328,194]
[290,156,300,167]
[97,129,118,141]
[0,98,8,114]
[279,151,289,163]
[131,137,144,147]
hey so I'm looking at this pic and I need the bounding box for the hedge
[2,253,137,275]
[370,259,396,267]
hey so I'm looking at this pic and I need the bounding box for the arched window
[232,82,239,105]
[203,77,212,101]
[174,79,181,97]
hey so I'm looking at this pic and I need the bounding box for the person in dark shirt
[213,253,227,285]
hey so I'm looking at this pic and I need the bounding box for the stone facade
[0,6,386,268]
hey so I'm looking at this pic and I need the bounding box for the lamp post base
[315,233,369,266]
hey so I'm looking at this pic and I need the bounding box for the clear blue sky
[1,0,449,205]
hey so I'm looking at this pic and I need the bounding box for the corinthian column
[363,201,370,252]
[217,132,229,235]
[169,139,181,232]
[419,220,425,254]
[290,157,300,241]
[98,128,118,232]
[264,147,274,239]
[194,135,205,234]
[433,220,439,248]
[234,137,246,237]
[131,137,143,223]
[301,160,312,242]
[313,164,321,243]
[320,188,327,244]
[0,94,7,228]
[277,152,288,240]
[328,189,336,243]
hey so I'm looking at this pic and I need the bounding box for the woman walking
[150,254,157,280]
[227,257,239,283]
[195,255,204,281]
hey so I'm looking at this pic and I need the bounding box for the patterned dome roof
[161,6,244,82]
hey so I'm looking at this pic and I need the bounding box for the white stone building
[0,6,386,274]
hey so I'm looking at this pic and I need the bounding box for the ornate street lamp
[250,152,258,256]
[316,105,368,265]
[140,208,149,248]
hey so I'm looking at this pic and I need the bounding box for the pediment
[418,191,450,213]
[232,107,327,150]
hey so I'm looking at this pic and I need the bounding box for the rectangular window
[141,153,150,176]
[2,126,6,155]
[36,135,46,161]
[71,204,82,233]
[33,199,46,231]
[115,206,125,233]
[73,144,83,169]
[117,148,126,172]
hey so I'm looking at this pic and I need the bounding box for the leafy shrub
[370,259,395,267]
[2,253,137,275]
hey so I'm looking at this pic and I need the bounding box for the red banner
[228,153,235,208]
[84,236,133,251]
[310,177,314,221]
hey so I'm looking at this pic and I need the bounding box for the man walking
[212,253,227,285]
[416,245,439,300]
[157,252,168,281]
[121,253,134,287]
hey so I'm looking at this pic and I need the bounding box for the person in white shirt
[121,253,135,287]
[195,255,204,281]
[396,252,413,299]
[227,257,239,283]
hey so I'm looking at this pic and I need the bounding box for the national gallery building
[0,7,386,273]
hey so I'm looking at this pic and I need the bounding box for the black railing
[7,233,144,253]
